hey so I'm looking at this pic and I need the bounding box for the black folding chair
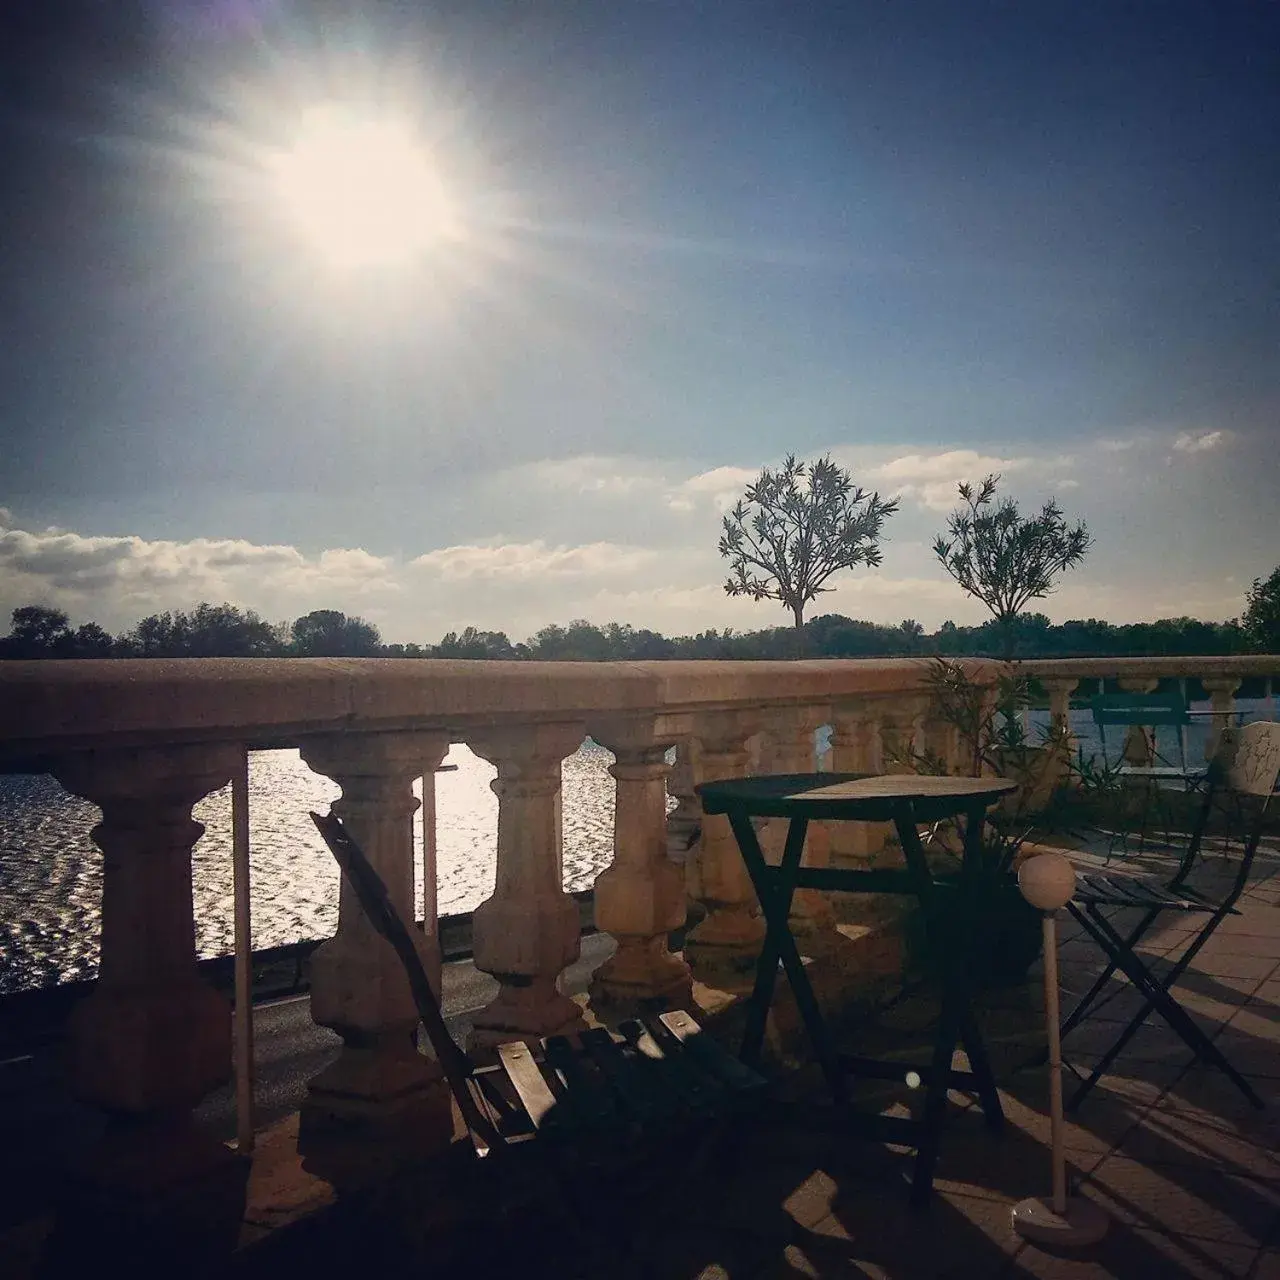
[1060,722,1280,1111]
[309,809,765,1265]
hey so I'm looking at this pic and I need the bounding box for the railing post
[667,736,702,873]
[683,711,765,983]
[466,722,588,1054]
[1043,677,1080,746]
[880,695,926,775]
[1202,675,1243,762]
[48,744,248,1260]
[589,717,693,1014]
[1117,677,1160,766]
[1042,676,1080,789]
[826,701,885,869]
[759,705,837,943]
[299,730,452,1150]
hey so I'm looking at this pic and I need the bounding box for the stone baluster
[919,713,961,774]
[588,717,693,1014]
[825,701,885,870]
[1042,675,1080,788]
[467,722,588,1053]
[1202,675,1242,763]
[683,712,765,983]
[49,744,249,1256]
[758,706,837,943]
[299,731,452,1149]
[880,695,926,775]
[667,736,702,873]
[1043,677,1080,746]
[1117,677,1160,766]
[874,696,932,873]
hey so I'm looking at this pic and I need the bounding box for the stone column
[667,738,702,870]
[467,722,587,1054]
[880,696,926,775]
[299,731,452,1149]
[826,701,885,869]
[589,718,692,1014]
[1202,675,1243,763]
[759,706,837,942]
[683,711,765,983]
[1117,676,1160,766]
[49,744,248,1256]
[1040,675,1080,796]
[1043,677,1080,749]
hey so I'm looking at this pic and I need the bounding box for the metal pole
[422,762,456,995]
[232,746,255,1154]
[1043,911,1066,1215]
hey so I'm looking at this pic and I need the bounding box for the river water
[1,707,1268,994]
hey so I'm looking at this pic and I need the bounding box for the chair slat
[621,1019,722,1116]
[543,1035,621,1132]
[580,1027,684,1124]
[498,1041,563,1133]
[658,1010,767,1095]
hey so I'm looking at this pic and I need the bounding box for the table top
[696,771,1018,823]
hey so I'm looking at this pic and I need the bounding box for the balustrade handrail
[0,655,956,760]
[1015,655,1280,682]
[5,653,1278,763]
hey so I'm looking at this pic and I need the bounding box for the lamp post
[1011,851,1109,1247]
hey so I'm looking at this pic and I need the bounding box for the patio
[4,658,1279,1279]
[203,835,1280,1280]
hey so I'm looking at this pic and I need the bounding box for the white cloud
[516,455,666,497]
[0,518,398,629]
[410,539,658,582]
[865,449,1032,511]
[1172,429,1225,454]
[668,465,759,513]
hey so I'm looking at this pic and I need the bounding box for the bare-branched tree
[719,454,899,629]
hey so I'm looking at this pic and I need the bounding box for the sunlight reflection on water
[0,740,617,994]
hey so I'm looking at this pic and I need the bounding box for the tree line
[3,467,1277,661]
[0,602,1264,662]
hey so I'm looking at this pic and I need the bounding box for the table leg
[911,982,963,1207]
[729,811,847,1102]
[894,801,1005,1203]
[738,815,806,1065]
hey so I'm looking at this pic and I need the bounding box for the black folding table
[696,771,1018,1205]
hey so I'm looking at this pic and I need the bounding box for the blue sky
[1,1,1276,642]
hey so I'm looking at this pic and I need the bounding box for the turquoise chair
[1090,690,1205,854]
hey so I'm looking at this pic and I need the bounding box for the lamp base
[1012,1196,1108,1247]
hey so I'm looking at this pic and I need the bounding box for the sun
[266,104,453,269]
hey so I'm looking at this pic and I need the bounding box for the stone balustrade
[2,651,1278,1256]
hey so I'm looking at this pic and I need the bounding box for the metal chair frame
[1060,722,1280,1110]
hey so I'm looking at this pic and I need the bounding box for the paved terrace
[179,838,1280,1277]
[4,845,1279,1278]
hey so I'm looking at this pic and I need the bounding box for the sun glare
[267,105,452,269]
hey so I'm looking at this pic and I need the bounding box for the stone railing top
[4,654,1273,763]
[1015,655,1280,682]
[0,657,950,761]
